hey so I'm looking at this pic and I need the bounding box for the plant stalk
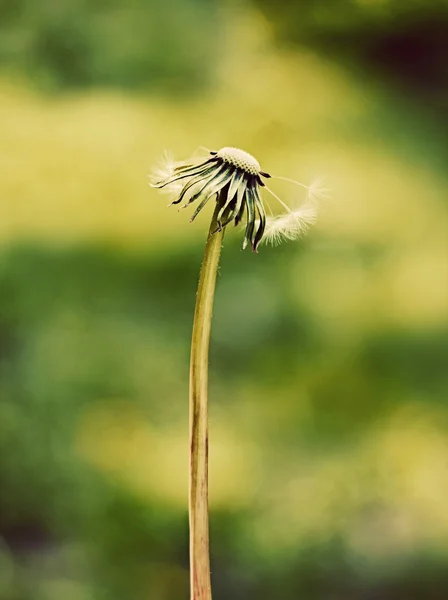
[189,200,225,600]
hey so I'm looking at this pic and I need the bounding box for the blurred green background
[1,1,448,599]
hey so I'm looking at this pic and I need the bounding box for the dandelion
[150,147,325,600]
[151,146,324,252]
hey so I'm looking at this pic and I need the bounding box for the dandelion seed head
[151,146,326,251]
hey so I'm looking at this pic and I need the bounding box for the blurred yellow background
[1,1,448,599]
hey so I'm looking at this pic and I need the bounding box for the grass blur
[1,3,448,600]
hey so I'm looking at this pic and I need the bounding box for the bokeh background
[1,1,448,598]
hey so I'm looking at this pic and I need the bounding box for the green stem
[189,200,224,600]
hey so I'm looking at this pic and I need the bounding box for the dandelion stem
[189,197,225,600]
